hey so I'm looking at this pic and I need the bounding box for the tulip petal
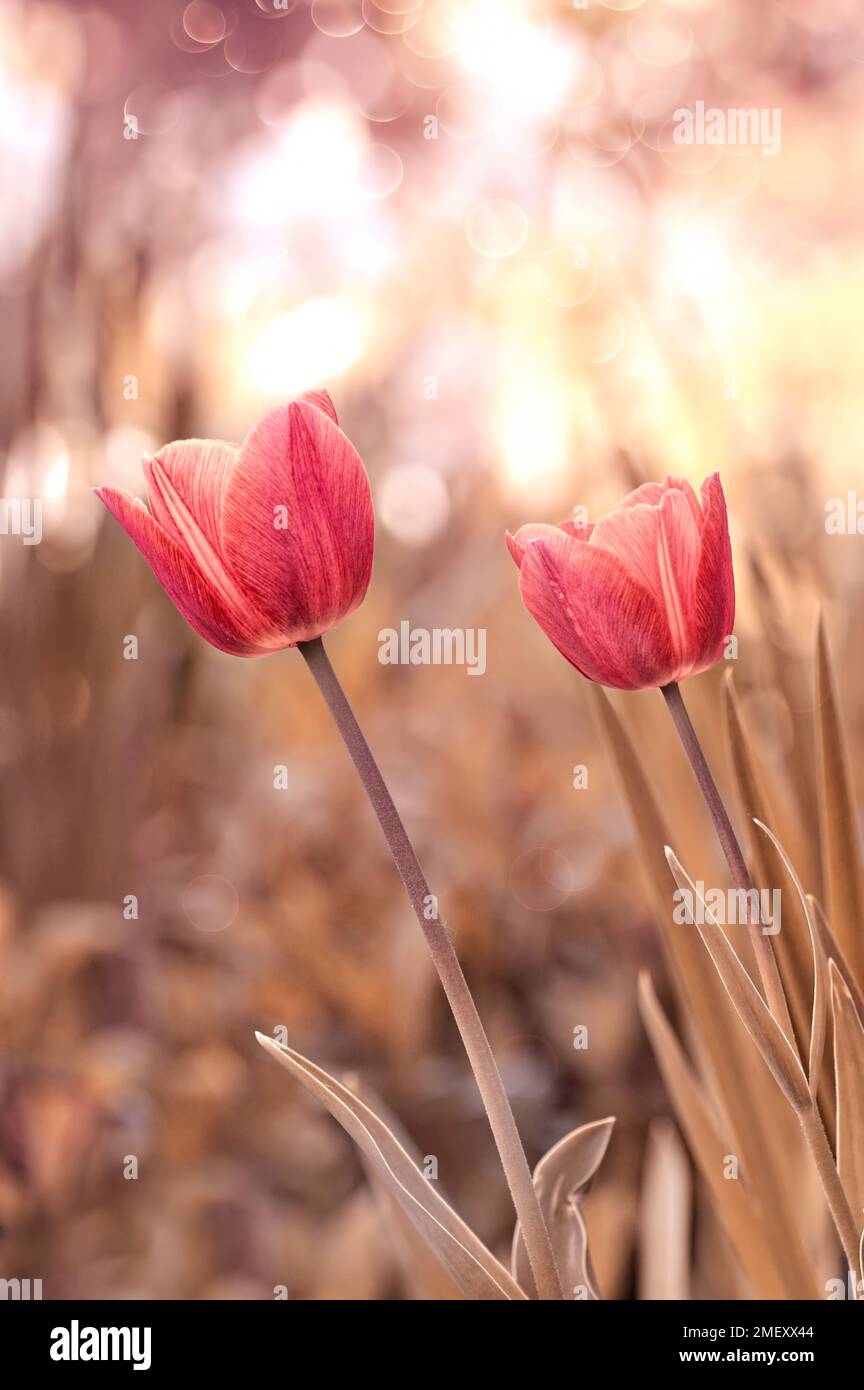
[519,530,677,689]
[590,488,701,665]
[692,472,735,670]
[618,476,704,532]
[506,520,593,568]
[144,440,237,556]
[559,518,595,541]
[221,398,374,643]
[95,486,262,656]
[143,444,274,631]
[299,389,339,424]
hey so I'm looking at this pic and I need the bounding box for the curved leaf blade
[511,1117,615,1301]
[255,1032,527,1300]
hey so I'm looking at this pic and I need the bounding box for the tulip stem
[298,635,564,1301]
[660,681,796,1045]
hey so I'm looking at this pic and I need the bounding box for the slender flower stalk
[661,679,860,1278]
[298,635,564,1301]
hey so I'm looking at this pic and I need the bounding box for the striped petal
[519,529,678,689]
[220,398,374,644]
[143,443,275,633]
[691,472,735,672]
[299,388,339,424]
[590,487,701,667]
[94,487,263,656]
[617,475,704,533]
[506,520,594,568]
[144,440,236,555]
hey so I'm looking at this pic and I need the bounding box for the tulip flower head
[95,391,374,656]
[506,474,734,690]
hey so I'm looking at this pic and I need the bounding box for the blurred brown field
[2,0,864,1300]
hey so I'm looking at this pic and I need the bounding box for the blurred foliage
[2,0,863,1298]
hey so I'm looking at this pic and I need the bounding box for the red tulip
[506,474,734,690]
[95,391,374,656]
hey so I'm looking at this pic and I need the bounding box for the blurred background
[2,0,864,1299]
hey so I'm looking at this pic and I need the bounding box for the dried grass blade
[810,895,864,1024]
[638,1118,691,1301]
[748,554,821,870]
[724,674,814,1049]
[592,687,816,1278]
[816,614,864,988]
[828,963,864,1237]
[638,973,798,1299]
[753,819,827,1096]
[664,846,809,1110]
